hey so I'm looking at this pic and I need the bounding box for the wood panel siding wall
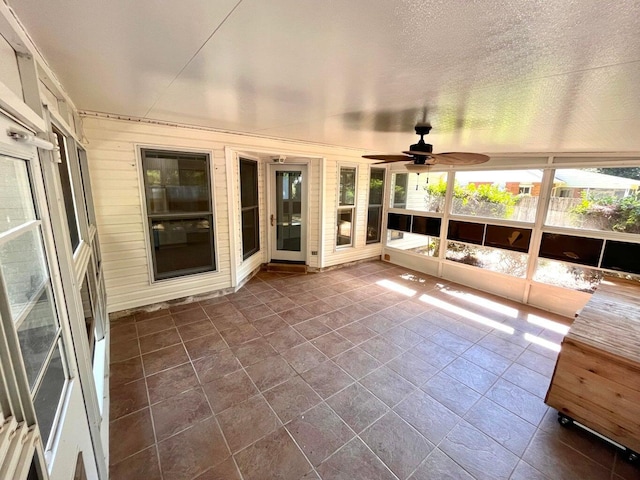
[83,116,382,312]
[322,160,384,267]
[234,153,266,284]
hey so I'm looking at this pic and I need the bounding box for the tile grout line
[110,262,619,480]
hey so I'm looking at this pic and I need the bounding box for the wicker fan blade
[362,154,412,163]
[429,152,490,165]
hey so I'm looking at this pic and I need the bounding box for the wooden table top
[567,276,640,365]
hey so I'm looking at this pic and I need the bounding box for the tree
[571,192,640,233]
[596,167,640,181]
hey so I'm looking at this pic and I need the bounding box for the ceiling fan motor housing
[361,122,489,166]
[415,124,432,136]
[410,124,433,156]
[409,140,433,155]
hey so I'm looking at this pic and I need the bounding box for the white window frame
[336,164,358,248]
[239,156,261,261]
[0,136,75,469]
[366,167,386,245]
[137,145,219,283]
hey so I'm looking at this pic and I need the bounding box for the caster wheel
[627,451,639,463]
[557,414,573,427]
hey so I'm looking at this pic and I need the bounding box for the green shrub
[425,180,517,218]
[570,192,640,233]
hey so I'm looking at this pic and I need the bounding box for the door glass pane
[151,217,214,278]
[33,343,66,446]
[17,288,59,389]
[276,171,302,252]
[0,156,36,234]
[0,227,48,319]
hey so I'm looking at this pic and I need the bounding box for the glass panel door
[271,166,306,262]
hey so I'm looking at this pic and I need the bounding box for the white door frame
[267,162,309,263]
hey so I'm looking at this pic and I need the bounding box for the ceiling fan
[362,123,490,171]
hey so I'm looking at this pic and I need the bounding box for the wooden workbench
[545,276,640,453]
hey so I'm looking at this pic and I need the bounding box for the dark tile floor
[108,261,639,480]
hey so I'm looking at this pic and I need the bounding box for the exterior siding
[84,119,233,312]
[322,160,384,268]
[83,116,379,311]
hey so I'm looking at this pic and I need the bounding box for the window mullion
[12,281,48,329]
[437,170,456,270]
[0,220,40,246]
[524,168,556,290]
[29,330,61,395]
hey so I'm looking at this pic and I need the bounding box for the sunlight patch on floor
[399,273,427,284]
[419,294,515,334]
[527,314,570,335]
[442,289,519,318]
[376,279,417,297]
[524,333,561,352]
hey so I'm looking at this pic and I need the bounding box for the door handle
[270,214,275,226]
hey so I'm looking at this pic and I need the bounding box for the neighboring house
[552,170,640,198]
[455,169,640,199]
[455,170,544,196]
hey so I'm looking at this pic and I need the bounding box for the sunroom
[1,1,639,479]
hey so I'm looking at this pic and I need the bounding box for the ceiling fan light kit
[404,163,432,173]
[362,123,490,169]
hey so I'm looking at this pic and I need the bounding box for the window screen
[447,221,485,245]
[538,233,603,267]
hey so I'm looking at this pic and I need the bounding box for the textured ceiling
[8,0,640,154]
